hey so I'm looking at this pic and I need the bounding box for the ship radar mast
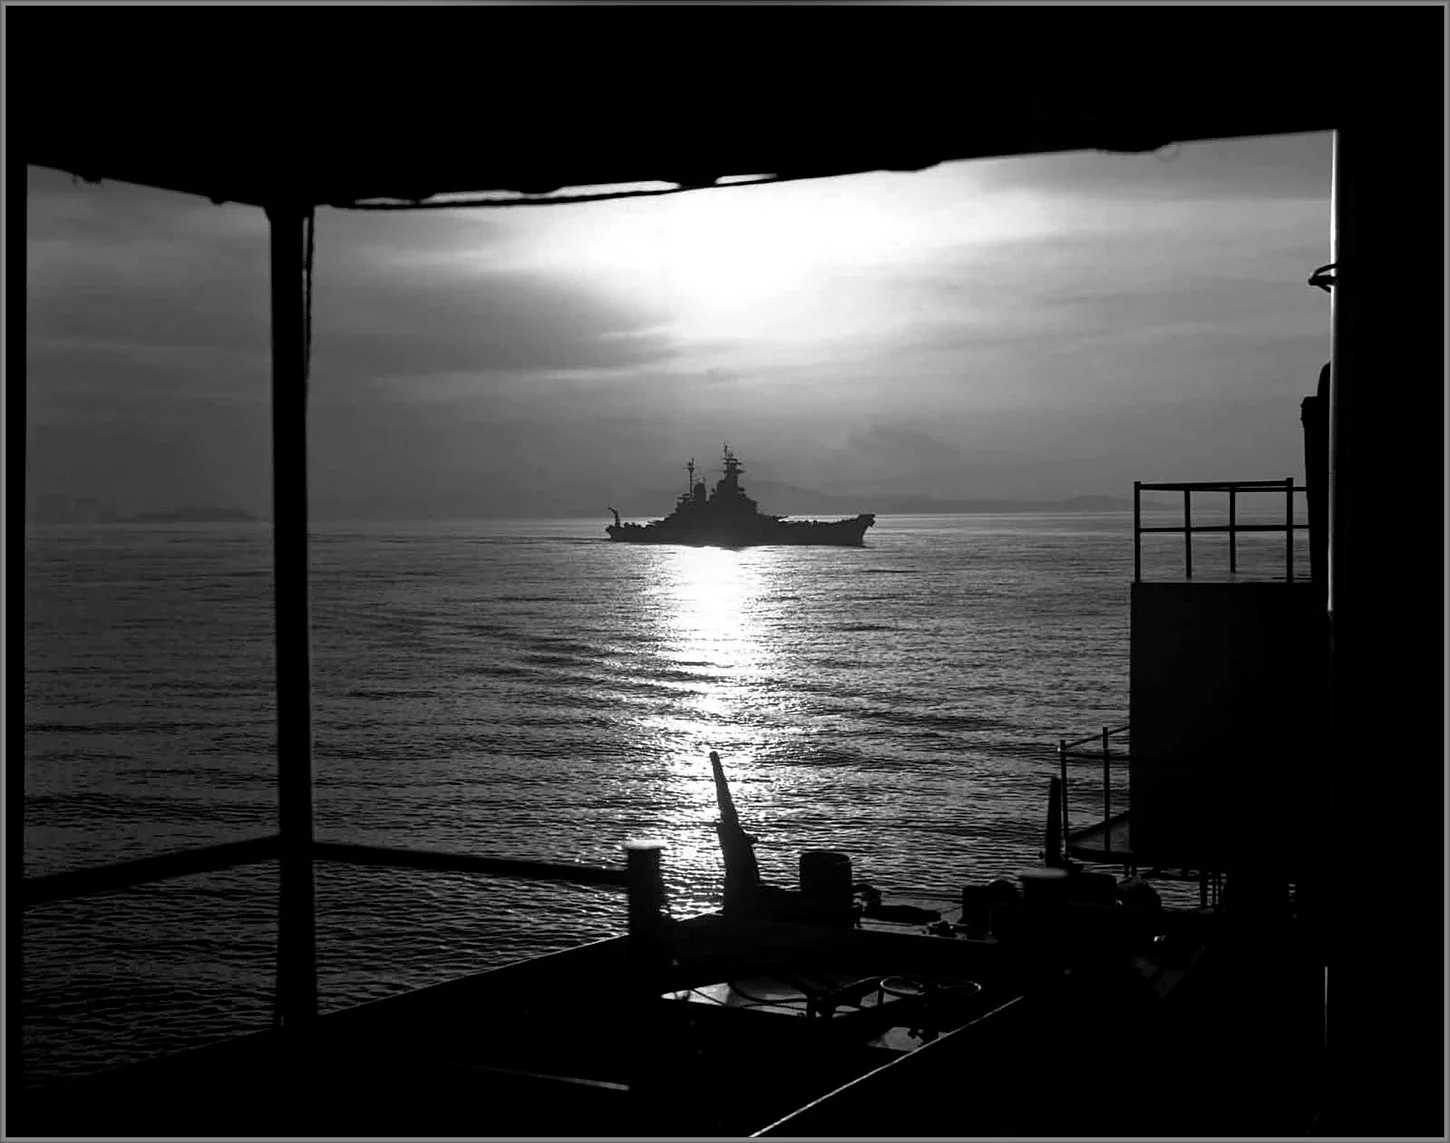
[721,443,743,481]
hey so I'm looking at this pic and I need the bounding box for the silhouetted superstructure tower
[601,446,872,544]
[710,445,758,515]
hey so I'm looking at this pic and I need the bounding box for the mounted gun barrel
[710,751,762,912]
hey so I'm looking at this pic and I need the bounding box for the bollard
[800,849,853,924]
[626,840,667,946]
[1019,867,1070,909]
[960,884,991,938]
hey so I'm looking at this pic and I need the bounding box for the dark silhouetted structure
[12,5,1443,1137]
[607,446,876,546]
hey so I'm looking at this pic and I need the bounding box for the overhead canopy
[14,6,1404,210]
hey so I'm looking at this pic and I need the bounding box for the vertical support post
[1303,367,1330,605]
[1200,870,1208,910]
[1183,488,1192,579]
[1101,726,1111,853]
[1045,778,1063,867]
[268,201,317,1032]
[1228,486,1238,574]
[1326,100,1444,1136]
[1286,477,1295,583]
[1057,739,1071,849]
[1133,482,1142,582]
[1324,125,1349,1131]
[626,841,669,1124]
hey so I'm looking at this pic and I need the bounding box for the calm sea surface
[21,511,1304,1084]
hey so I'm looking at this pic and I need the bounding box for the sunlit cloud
[25,130,1334,518]
[480,167,1058,351]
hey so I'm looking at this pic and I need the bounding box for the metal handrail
[21,832,669,1100]
[1137,480,1304,491]
[1135,478,1306,582]
[22,837,633,908]
[22,835,282,909]
[311,842,631,887]
[1137,524,1309,534]
[1060,723,1130,751]
[1057,725,1129,854]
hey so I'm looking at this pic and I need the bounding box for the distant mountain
[120,505,261,524]
[806,493,1170,515]
[624,480,1171,517]
[313,485,1182,522]
[27,494,118,524]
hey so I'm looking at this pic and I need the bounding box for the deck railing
[22,834,663,1029]
[1054,728,1229,906]
[1056,724,1129,855]
[1134,479,1309,582]
[17,204,675,1085]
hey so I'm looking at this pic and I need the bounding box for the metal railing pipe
[311,842,630,887]
[1134,482,1307,579]
[1138,523,1308,534]
[22,836,281,909]
[1138,480,1299,491]
[1062,724,1129,751]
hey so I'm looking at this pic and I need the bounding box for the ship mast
[720,443,743,489]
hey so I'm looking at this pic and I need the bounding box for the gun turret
[710,751,763,912]
[708,751,855,926]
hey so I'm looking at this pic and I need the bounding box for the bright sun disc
[529,177,929,333]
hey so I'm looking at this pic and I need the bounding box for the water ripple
[19,513,1164,1085]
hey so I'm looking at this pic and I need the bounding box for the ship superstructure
[607,445,875,547]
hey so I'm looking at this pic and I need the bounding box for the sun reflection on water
[642,546,779,907]
[664,546,763,670]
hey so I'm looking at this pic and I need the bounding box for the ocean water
[21,511,1305,1085]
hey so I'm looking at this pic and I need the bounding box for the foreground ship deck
[15,905,1323,1137]
[18,750,1327,1138]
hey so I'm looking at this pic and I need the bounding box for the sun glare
[651,546,775,807]
[504,171,1013,344]
[477,165,1060,354]
[631,186,915,309]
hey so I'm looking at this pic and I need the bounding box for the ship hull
[607,513,875,547]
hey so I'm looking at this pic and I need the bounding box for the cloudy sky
[26,131,1332,519]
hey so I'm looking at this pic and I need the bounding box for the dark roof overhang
[15,6,1393,211]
